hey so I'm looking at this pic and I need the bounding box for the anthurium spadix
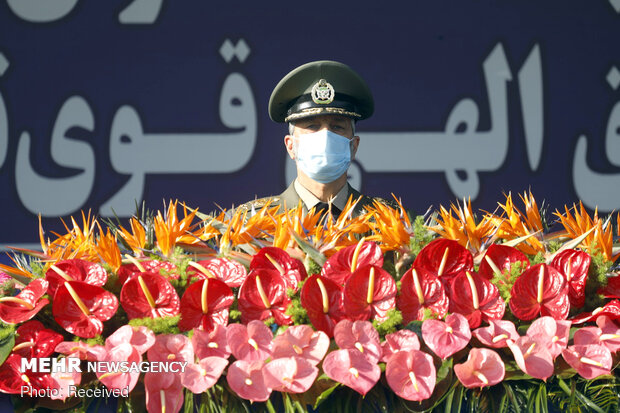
[509,264,569,321]
[0,278,49,324]
[300,275,346,337]
[178,277,233,332]
[397,267,448,323]
[52,281,118,338]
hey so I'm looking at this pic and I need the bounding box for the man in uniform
[240,60,395,218]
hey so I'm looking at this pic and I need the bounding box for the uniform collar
[293,179,349,211]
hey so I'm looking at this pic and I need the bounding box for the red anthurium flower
[550,249,591,308]
[271,325,330,366]
[321,240,383,285]
[0,278,49,324]
[599,275,620,299]
[454,348,505,388]
[333,320,382,364]
[191,325,231,360]
[385,350,435,401]
[508,336,554,380]
[381,330,421,363]
[0,353,55,395]
[181,357,228,394]
[226,321,273,362]
[422,313,471,360]
[147,334,194,364]
[526,316,571,360]
[250,247,307,292]
[96,343,141,393]
[45,259,107,297]
[53,281,118,338]
[118,260,178,284]
[509,264,569,321]
[120,273,180,319]
[105,325,155,355]
[478,244,529,282]
[570,300,620,324]
[145,371,184,413]
[12,320,63,359]
[238,268,292,326]
[186,257,248,287]
[178,278,234,332]
[55,341,106,361]
[448,271,505,328]
[263,356,318,393]
[397,267,448,323]
[227,360,271,402]
[300,275,346,337]
[472,319,519,348]
[323,349,381,396]
[413,239,474,281]
[343,265,396,322]
[562,345,612,379]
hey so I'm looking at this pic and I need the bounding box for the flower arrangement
[0,192,618,412]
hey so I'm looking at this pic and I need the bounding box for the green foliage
[547,239,564,254]
[0,322,15,366]
[286,295,309,326]
[410,215,436,257]
[83,335,105,346]
[530,252,546,265]
[304,255,322,276]
[372,308,403,337]
[128,315,181,334]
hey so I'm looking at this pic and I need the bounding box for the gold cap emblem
[311,79,335,104]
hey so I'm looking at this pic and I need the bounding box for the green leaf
[313,383,341,409]
[557,378,606,413]
[290,231,326,266]
[0,328,15,366]
[184,388,194,413]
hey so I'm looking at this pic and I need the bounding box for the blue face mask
[294,129,352,184]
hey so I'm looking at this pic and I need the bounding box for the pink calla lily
[226,360,271,402]
[263,356,318,393]
[105,325,155,355]
[145,371,184,413]
[422,313,471,360]
[181,357,228,394]
[226,320,273,362]
[323,348,381,396]
[191,324,231,360]
[381,330,421,363]
[454,348,505,388]
[147,334,194,364]
[526,316,571,359]
[508,335,554,380]
[271,325,329,366]
[333,320,382,363]
[473,319,519,348]
[562,344,612,379]
[96,342,141,393]
[385,350,435,401]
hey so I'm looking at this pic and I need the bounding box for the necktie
[314,202,342,220]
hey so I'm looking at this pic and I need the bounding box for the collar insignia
[311,79,335,104]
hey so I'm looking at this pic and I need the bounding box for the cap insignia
[311,79,335,105]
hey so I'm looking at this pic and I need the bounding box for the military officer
[240,60,395,218]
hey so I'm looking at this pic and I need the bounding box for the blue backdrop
[1,1,619,247]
